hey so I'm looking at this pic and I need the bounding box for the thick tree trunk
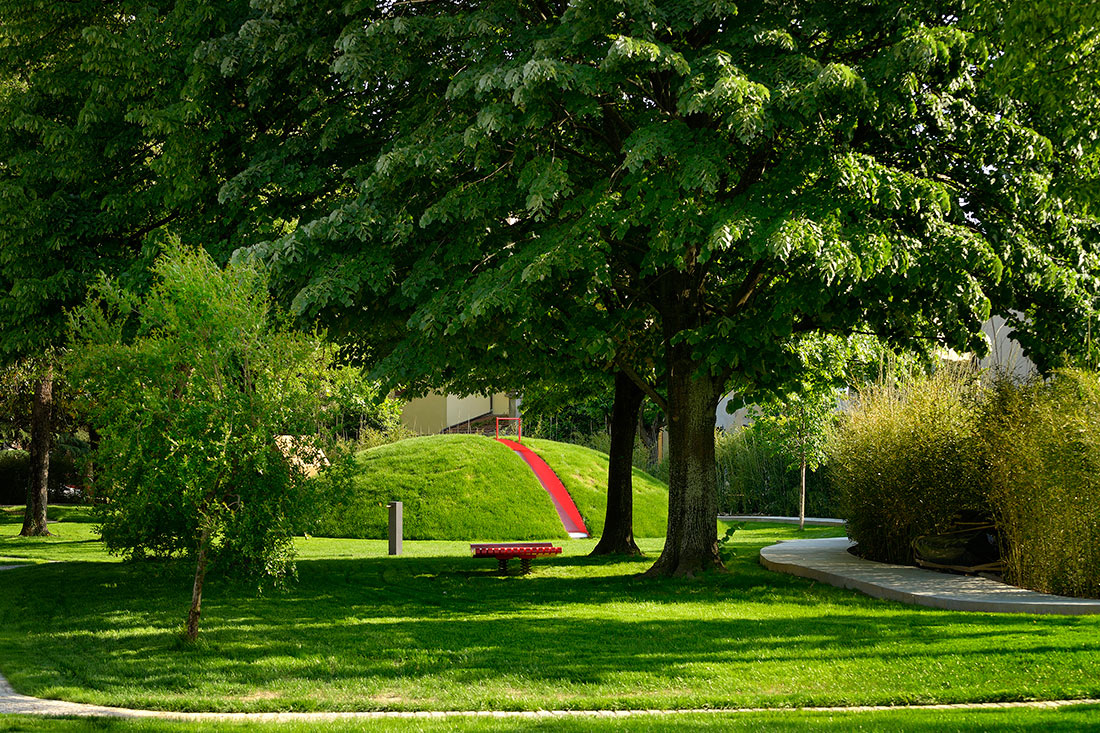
[186,524,212,642]
[591,370,644,556]
[20,368,53,537]
[645,357,724,577]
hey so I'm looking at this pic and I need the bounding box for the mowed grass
[2,705,1100,732]
[523,438,667,537]
[313,435,668,541]
[314,435,567,540]
[1,507,1099,715]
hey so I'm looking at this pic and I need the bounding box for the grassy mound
[523,438,668,538]
[313,434,668,541]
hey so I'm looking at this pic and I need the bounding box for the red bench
[471,542,562,574]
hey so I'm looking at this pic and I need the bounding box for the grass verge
[2,706,1100,731]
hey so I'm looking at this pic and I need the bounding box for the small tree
[751,392,836,530]
[68,245,335,641]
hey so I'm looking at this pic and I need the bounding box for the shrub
[828,368,988,564]
[983,371,1100,598]
[0,450,28,504]
[0,449,80,505]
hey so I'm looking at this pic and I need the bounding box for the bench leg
[521,557,531,575]
[497,557,508,574]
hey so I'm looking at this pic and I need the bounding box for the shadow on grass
[2,538,1098,713]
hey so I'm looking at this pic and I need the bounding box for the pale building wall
[399,392,448,434]
[716,394,752,431]
[401,391,516,434]
[979,315,1037,381]
[446,393,494,426]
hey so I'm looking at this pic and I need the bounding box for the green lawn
[2,706,1100,732]
[312,435,667,540]
[1,506,1099,716]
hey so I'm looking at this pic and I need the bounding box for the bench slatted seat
[470,542,562,574]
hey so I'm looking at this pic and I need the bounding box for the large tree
[0,0,359,532]
[253,0,1099,576]
[0,0,253,533]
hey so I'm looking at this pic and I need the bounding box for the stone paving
[761,537,1100,614]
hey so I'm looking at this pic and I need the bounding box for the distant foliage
[983,371,1100,598]
[321,366,404,443]
[828,368,989,564]
[716,428,838,518]
[0,450,79,505]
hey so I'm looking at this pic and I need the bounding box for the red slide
[496,438,589,538]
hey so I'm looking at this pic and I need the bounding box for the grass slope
[315,435,566,541]
[314,435,668,541]
[523,438,667,538]
[2,507,1100,715]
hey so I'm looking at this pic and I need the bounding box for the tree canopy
[249,0,1099,574]
[3,0,1097,576]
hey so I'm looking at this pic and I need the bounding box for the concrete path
[761,537,1100,615]
[721,514,845,527]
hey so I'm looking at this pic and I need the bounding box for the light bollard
[388,501,403,556]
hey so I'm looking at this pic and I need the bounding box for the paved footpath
[761,537,1100,614]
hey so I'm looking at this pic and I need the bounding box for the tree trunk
[82,426,100,502]
[186,524,212,642]
[20,367,53,537]
[645,355,724,577]
[591,370,644,556]
[800,402,809,528]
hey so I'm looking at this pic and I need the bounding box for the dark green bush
[0,450,29,504]
[828,368,988,564]
[983,371,1100,598]
[0,449,80,504]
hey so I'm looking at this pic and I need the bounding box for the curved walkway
[761,537,1100,615]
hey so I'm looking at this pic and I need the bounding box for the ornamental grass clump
[983,370,1100,599]
[828,368,988,564]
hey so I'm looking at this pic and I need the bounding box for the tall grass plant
[828,366,988,564]
[983,370,1100,598]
